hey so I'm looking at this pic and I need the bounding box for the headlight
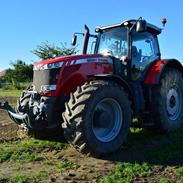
[34,61,64,70]
[41,85,56,92]
[45,61,63,70]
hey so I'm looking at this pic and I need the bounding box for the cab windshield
[97,27,128,58]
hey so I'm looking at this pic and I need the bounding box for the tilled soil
[0,97,183,182]
[0,98,113,183]
[0,110,18,142]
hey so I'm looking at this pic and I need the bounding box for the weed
[11,152,44,161]
[104,162,152,183]
[17,138,67,152]
[10,174,28,183]
[159,177,171,183]
[0,147,14,162]
[0,146,44,162]
[0,138,67,162]
[10,171,49,183]
[56,159,79,171]
[176,168,183,177]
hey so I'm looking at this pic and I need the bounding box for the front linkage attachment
[0,101,30,127]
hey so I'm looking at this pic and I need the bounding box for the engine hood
[34,54,109,70]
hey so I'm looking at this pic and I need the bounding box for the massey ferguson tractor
[1,18,183,156]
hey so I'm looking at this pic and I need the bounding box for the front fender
[93,74,137,113]
[144,59,183,85]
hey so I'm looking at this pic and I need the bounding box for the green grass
[104,119,183,183]
[0,81,31,90]
[123,119,183,164]
[0,138,74,182]
[143,127,183,163]
[0,149,44,162]
[176,168,183,177]
[159,177,171,183]
[10,174,28,183]
[0,138,67,162]
[56,158,79,171]
[10,171,49,183]
[104,162,151,183]
[0,82,32,97]
[0,89,21,97]
[11,152,44,161]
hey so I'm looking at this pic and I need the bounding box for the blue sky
[0,0,183,70]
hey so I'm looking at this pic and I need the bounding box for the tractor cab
[73,18,162,80]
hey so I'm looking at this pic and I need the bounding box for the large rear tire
[62,80,132,156]
[152,69,183,132]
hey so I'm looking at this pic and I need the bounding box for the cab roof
[96,19,162,35]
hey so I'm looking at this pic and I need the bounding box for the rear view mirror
[71,35,77,46]
[136,20,147,32]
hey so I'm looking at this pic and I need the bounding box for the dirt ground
[0,108,114,183]
[0,110,18,142]
[1,97,183,182]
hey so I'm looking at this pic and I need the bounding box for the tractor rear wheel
[152,69,183,132]
[62,80,132,156]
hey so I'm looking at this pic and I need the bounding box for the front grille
[33,68,60,91]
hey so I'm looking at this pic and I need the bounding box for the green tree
[4,60,33,88]
[32,41,77,60]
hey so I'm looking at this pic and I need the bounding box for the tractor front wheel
[62,80,132,156]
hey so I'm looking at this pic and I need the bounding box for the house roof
[0,70,6,77]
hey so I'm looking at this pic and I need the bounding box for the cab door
[131,32,160,80]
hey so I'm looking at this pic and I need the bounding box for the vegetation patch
[176,167,183,178]
[0,138,67,162]
[104,162,152,183]
[10,171,49,183]
[104,122,183,183]
[56,158,79,171]
[0,89,21,97]
[143,127,183,163]
[159,177,171,183]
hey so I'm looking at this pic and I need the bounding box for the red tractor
[1,18,183,156]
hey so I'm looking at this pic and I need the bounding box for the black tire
[16,86,32,113]
[16,86,32,138]
[62,80,132,156]
[16,86,65,140]
[16,91,31,113]
[152,69,183,132]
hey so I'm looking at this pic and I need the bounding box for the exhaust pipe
[82,24,90,54]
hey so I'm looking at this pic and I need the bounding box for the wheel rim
[166,87,182,121]
[92,98,123,142]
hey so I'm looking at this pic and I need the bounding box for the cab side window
[131,32,160,80]
[132,32,159,64]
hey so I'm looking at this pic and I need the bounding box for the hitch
[0,101,31,128]
[0,101,15,112]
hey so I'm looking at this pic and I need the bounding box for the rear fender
[144,59,183,85]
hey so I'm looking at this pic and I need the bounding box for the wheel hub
[166,88,182,120]
[92,98,123,143]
